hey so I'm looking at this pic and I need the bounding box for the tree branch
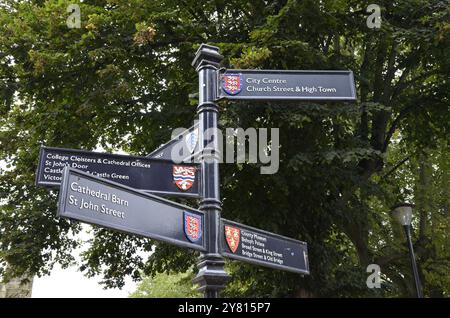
[382,41,398,104]
[381,156,410,180]
[382,104,420,153]
[391,69,440,101]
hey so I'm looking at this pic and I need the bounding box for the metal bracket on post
[191,44,230,298]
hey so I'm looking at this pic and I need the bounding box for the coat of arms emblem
[224,225,240,253]
[173,165,196,191]
[185,128,199,154]
[222,73,242,95]
[184,211,202,243]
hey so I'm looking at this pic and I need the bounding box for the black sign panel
[220,219,309,274]
[58,167,206,251]
[218,69,356,101]
[36,146,200,198]
[147,124,199,162]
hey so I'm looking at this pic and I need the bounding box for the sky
[32,262,138,298]
[31,224,141,298]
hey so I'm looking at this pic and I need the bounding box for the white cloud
[32,225,146,298]
[32,263,137,298]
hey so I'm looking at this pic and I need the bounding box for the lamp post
[391,203,423,298]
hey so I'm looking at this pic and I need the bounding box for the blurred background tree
[129,270,200,298]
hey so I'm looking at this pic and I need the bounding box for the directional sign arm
[220,218,309,275]
[218,69,356,101]
[146,123,199,161]
[58,167,206,251]
[36,146,201,198]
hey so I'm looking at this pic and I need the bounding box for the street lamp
[391,203,423,298]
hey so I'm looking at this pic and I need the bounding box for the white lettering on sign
[68,182,128,219]
[70,155,96,163]
[39,150,155,188]
[262,78,287,84]
[44,167,65,174]
[273,86,294,92]
[70,182,129,207]
[238,229,285,265]
[46,153,69,161]
[246,78,288,84]
[246,86,271,92]
[244,82,338,95]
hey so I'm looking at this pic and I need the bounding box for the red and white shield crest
[225,225,240,253]
[222,73,242,95]
[173,165,196,191]
[184,211,202,243]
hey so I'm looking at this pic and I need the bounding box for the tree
[129,270,200,298]
[0,0,448,297]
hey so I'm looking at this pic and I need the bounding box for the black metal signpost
[191,44,231,297]
[58,167,205,251]
[36,146,200,198]
[40,43,357,299]
[189,44,355,297]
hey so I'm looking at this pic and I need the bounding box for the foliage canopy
[0,0,448,297]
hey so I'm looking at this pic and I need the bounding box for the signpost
[191,44,230,297]
[36,146,200,198]
[58,167,205,251]
[218,69,356,101]
[38,43,357,298]
[221,219,309,275]
[146,123,199,161]
[189,45,355,297]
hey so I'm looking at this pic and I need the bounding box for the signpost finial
[192,43,223,69]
